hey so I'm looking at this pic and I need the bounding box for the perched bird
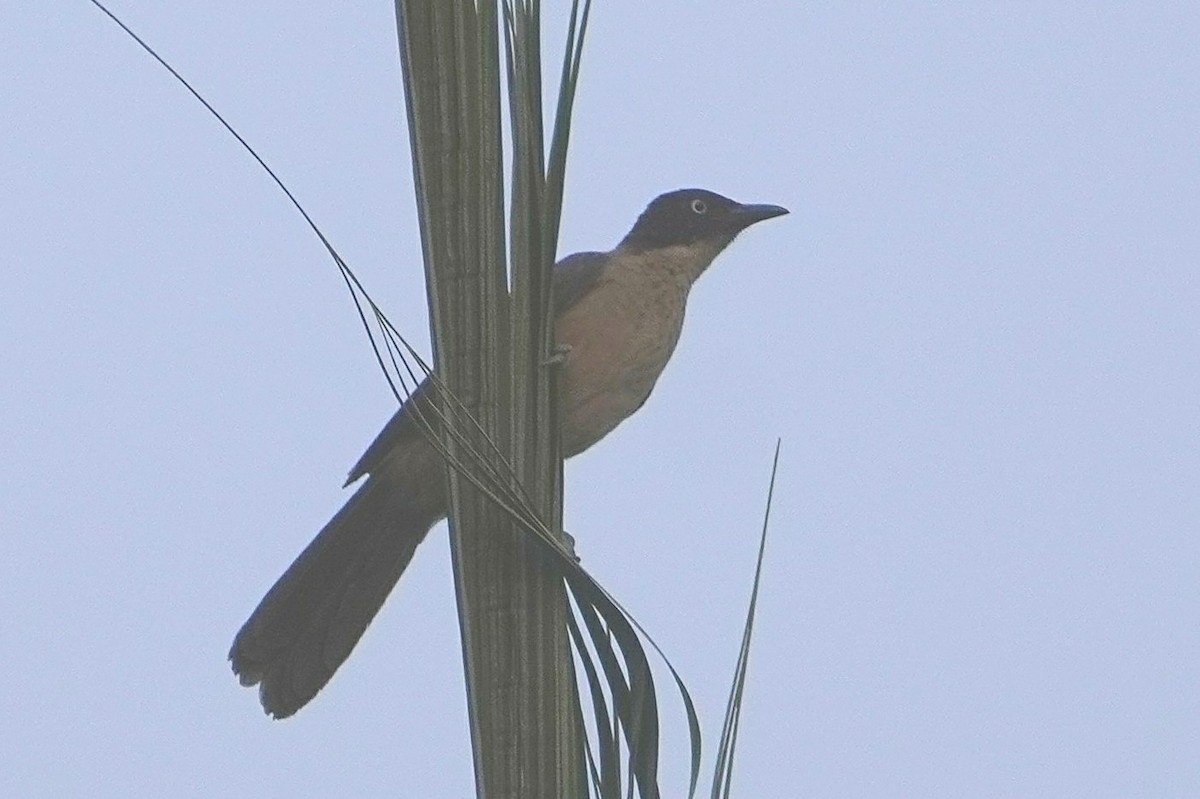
[230,188,788,718]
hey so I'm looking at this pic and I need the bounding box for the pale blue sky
[4,3,1198,797]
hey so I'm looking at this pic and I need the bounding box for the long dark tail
[230,464,444,719]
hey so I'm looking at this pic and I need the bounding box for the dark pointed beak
[731,202,790,228]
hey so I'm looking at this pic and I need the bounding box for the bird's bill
[731,202,790,227]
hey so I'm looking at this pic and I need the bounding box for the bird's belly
[560,355,663,456]
[554,280,687,457]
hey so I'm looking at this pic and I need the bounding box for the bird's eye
[690,199,708,214]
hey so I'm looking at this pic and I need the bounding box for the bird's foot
[541,343,573,368]
[560,529,580,562]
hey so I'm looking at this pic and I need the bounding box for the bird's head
[620,189,788,255]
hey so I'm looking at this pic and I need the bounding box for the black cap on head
[621,189,788,252]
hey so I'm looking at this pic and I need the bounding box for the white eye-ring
[690,199,708,214]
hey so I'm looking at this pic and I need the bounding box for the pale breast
[554,263,690,457]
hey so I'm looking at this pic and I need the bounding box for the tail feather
[230,472,441,718]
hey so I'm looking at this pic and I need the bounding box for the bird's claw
[560,529,580,562]
[541,343,573,368]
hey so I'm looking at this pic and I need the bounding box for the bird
[230,188,788,718]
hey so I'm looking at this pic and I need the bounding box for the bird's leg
[541,342,578,561]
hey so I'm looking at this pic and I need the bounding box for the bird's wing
[344,250,611,484]
[551,250,609,315]
[343,378,433,486]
